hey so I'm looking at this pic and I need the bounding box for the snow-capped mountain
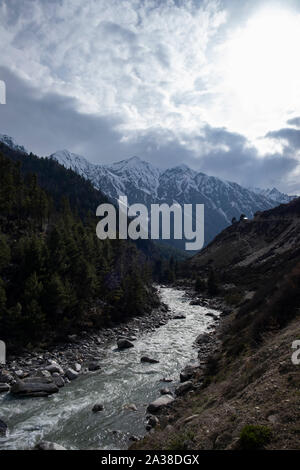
[1,132,295,249]
[0,134,28,154]
[250,187,296,204]
[50,149,296,248]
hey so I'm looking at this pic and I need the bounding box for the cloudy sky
[0,0,300,193]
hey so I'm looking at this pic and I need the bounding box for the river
[0,286,219,450]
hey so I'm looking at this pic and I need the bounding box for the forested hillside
[0,151,158,351]
[0,142,109,219]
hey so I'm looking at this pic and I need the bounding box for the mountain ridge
[50,148,296,247]
[0,133,296,247]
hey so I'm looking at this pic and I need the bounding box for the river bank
[0,286,222,450]
[0,289,171,391]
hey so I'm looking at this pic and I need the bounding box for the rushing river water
[0,287,219,450]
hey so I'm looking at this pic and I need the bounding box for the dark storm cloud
[287,117,300,128]
[192,126,298,190]
[0,66,125,161]
[130,125,299,192]
[0,67,298,193]
[267,128,300,152]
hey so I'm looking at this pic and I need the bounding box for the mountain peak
[109,155,154,170]
[128,155,142,163]
[170,163,196,174]
[51,149,84,159]
[50,149,95,180]
[106,155,160,176]
[173,163,190,170]
[0,133,28,154]
[249,186,296,204]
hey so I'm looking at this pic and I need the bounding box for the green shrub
[239,425,272,450]
[167,430,195,450]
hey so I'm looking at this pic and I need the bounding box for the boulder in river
[195,333,211,345]
[180,365,198,382]
[147,395,175,413]
[10,378,59,397]
[146,415,159,428]
[35,441,66,450]
[117,338,134,350]
[190,299,201,306]
[52,374,65,388]
[175,380,194,396]
[92,403,104,413]
[73,363,81,372]
[45,362,64,375]
[38,370,52,379]
[160,387,171,395]
[0,371,13,384]
[173,314,186,320]
[15,370,27,379]
[141,356,159,364]
[65,368,78,380]
[0,383,10,393]
[206,312,219,320]
[88,362,101,371]
[123,403,138,411]
[126,336,137,341]
[0,419,7,436]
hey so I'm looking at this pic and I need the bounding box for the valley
[0,135,299,451]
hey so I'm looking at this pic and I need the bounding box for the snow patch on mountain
[250,187,296,204]
[0,134,28,154]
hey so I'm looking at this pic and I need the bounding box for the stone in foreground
[160,387,171,395]
[92,403,104,412]
[141,356,159,364]
[35,441,66,450]
[0,383,10,393]
[10,379,59,397]
[45,362,64,375]
[175,380,194,396]
[180,364,198,382]
[52,374,65,388]
[147,395,175,413]
[65,368,78,380]
[117,338,134,350]
[88,361,101,371]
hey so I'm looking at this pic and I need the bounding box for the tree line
[0,152,157,351]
